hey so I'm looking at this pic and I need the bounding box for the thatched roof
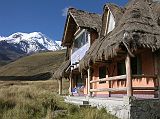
[104,3,124,26]
[69,8,102,33]
[101,3,124,37]
[62,8,102,46]
[53,60,70,79]
[79,0,160,70]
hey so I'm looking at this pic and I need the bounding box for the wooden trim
[63,16,70,44]
[74,29,85,39]
[104,10,110,36]
[74,27,81,37]
[90,87,127,92]
[132,87,158,90]
[90,75,126,83]
[132,75,157,79]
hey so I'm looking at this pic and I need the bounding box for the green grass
[0,49,117,119]
[0,80,69,119]
[66,105,118,119]
[0,80,118,119]
[0,50,65,76]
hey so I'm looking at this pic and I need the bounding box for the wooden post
[158,75,160,99]
[125,53,133,96]
[154,54,158,98]
[109,81,111,97]
[87,68,90,95]
[155,52,160,99]
[69,71,73,95]
[88,66,92,97]
[58,78,62,95]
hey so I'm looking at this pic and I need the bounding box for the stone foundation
[130,99,160,119]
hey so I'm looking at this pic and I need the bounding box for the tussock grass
[0,80,117,119]
[0,80,69,119]
[66,105,118,119]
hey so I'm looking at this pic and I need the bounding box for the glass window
[99,66,107,84]
[117,56,142,76]
[73,31,88,52]
[131,56,142,75]
[117,61,126,75]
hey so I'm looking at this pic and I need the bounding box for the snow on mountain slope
[55,41,61,47]
[55,40,67,50]
[0,32,61,54]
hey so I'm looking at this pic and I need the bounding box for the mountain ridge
[0,32,61,53]
[0,32,62,65]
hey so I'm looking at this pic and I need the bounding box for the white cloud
[62,7,70,17]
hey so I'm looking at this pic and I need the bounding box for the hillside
[0,50,65,77]
[0,32,62,64]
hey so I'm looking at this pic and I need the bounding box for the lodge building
[54,0,160,98]
[54,1,160,118]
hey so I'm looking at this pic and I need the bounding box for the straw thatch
[53,60,70,79]
[62,8,102,46]
[69,8,102,33]
[105,3,124,26]
[101,4,124,37]
[79,0,160,70]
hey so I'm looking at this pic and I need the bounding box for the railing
[89,75,127,93]
[132,75,157,79]
[90,87,127,92]
[132,75,158,91]
[90,75,126,83]
[89,74,158,95]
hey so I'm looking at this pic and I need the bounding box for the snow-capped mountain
[0,32,61,54]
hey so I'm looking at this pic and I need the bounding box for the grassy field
[0,50,118,119]
[0,50,65,76]
[0,80,118,119]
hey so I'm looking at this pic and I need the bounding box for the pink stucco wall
[91,50,157,97]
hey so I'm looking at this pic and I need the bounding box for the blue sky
[0,0,128,41]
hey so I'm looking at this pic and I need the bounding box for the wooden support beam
[95,60,112,63]
[132,87,158,90]
[64,43,71,46]
[90,87,127,92]
[125,53,133,96]
[154,54,159,98]
[58,78,62,95]
[88,67,92,97]
[69,71,73,95]
[90,75,126,83]
[132,75,157,79]
[109,81,111,97]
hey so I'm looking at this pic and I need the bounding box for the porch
[64,95,160,119]
[67,51,159,99]
[65,95,125,118]
[89,74,158,99]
